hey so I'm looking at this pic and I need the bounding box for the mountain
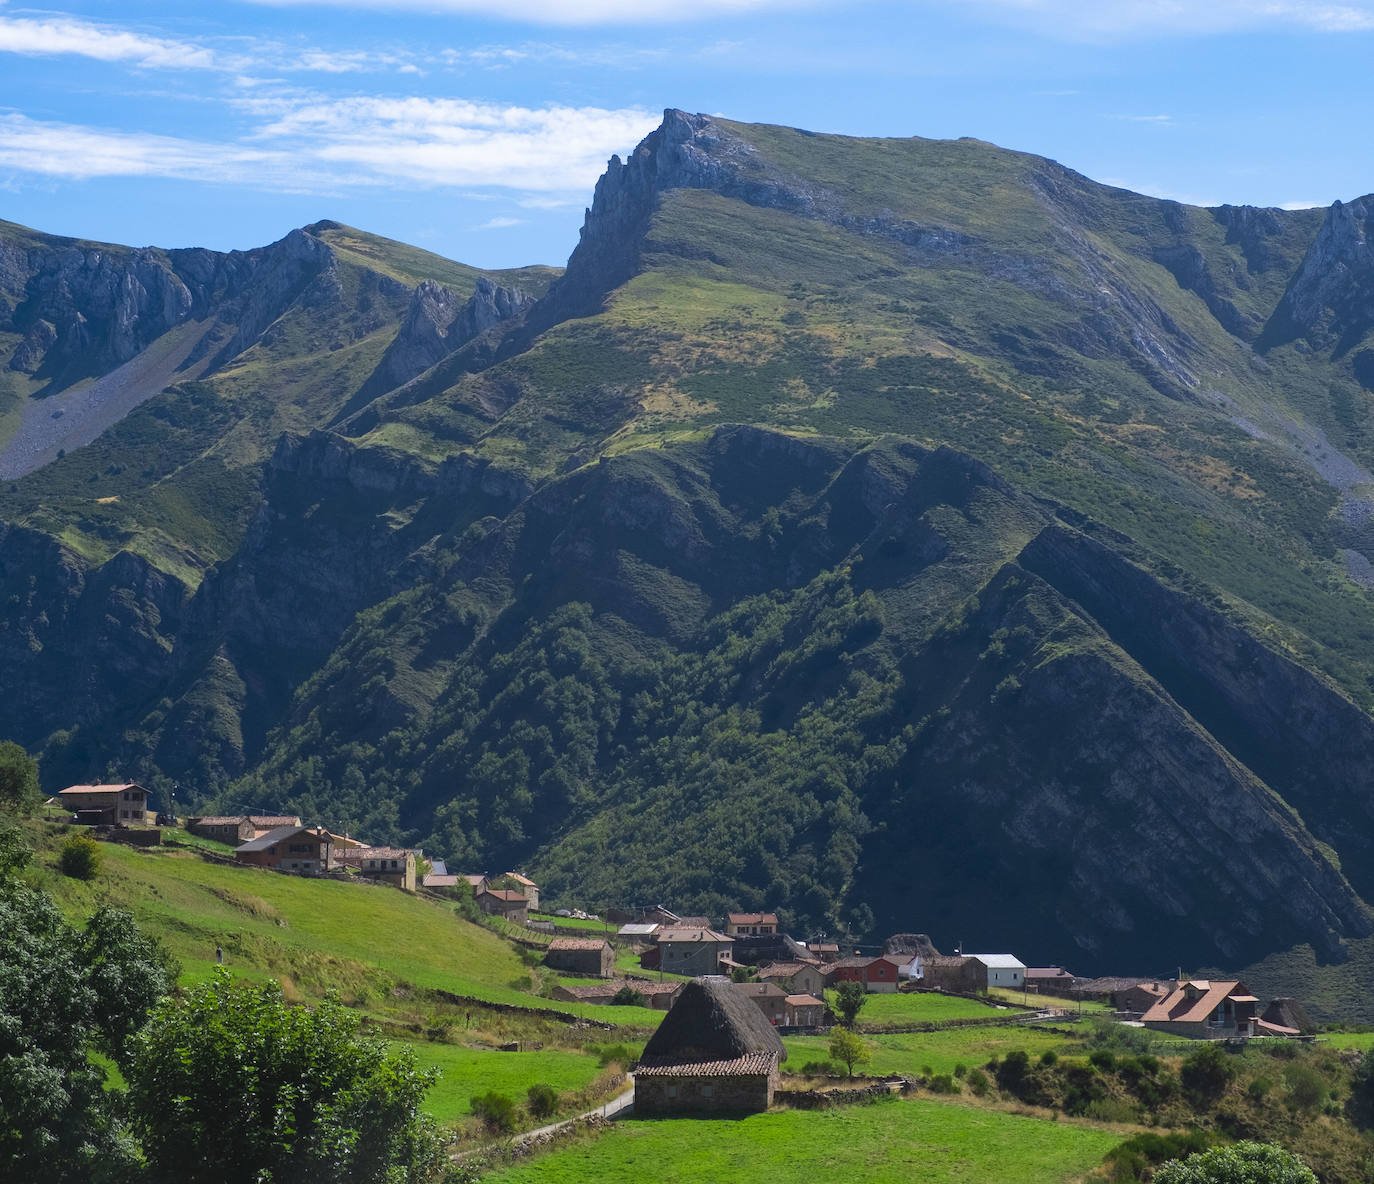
[5,111,1374,1012]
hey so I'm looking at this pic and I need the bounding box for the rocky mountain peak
[1263,194,1374,363]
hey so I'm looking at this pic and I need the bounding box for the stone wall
[635,1066,777,1115]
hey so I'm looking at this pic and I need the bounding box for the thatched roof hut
[634,976,786,1114]
[1261,997,1316,1035]
[638,976,786,1068]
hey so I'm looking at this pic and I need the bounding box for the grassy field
[30,823,662,1026]
[851,991,1023,1024]
[483,1096,1122,1184]
[785,1023,1077,1077]
[403,1041,613,1124]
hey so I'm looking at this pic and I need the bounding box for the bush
[1153,1140,1317,1184]
[1246,1076,1273,1101]
[1281,1062,1327,1112]
[1181,1043,1236,1105]
[965,1067,990,1097]
[1103,1131,1213,1183]
[800,1059,842,1076]
[591,1042,635,1067]
[611,986,644,1007]
[1039,1049,1058,1067]
[927,1074,958,1094]
[1089,1049,1117,1072]
[1085,1096,1139,1123]
[997,1049,1030,1092]
[471,1090,517,1132]
[526,1083,558,1120]
[59,833,101,880]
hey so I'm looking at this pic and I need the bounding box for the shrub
[965,1067,990,1096]
[1039,1049,1058,1067]
[471,1090,516,1132]
[1089,1049,1117,1072]
[591,1042,635,1067]
[1153,1140,1317,1184]
[1246,1076,1273,1102]
[1181,1043,1236,1105]
[800,1059,842,1076]
[1103,1131,1213,1183]
[526,1083,558,1120]
[953,1062,967,1078]
[927,1074,958,1094]
[611,986,645,1007]
[1281,1062,1327,1112]
[997,1049,1030,1092]
[1085,1096,1139,1123]
[59,833,101,880]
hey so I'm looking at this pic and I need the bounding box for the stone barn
[544,938,615,978]
[633,976,786,1115]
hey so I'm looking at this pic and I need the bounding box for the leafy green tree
[59,832,101,880]
[611,985,644,1007]
[127,970,441,1184]
[471,1089,516,1133]
[832,980,868,1026]
[1153,1141,1317,1184]
[1,832,173,1183]
[828,1026,871,1079]
[0,740,38,813]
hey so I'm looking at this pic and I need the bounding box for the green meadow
[850,991,1022,1024]
[785,1024,1075,1077]
[484,1097,1122,1184]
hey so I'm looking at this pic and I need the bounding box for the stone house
[923,955,984,994]
[334,847,417,891]
[497,872,540,910]
[730,980,787,1025]
[476,888,529,923]
[756,961,826,998]
[726,912,778,936]
[544,938,615,978]
[245,815,303,837]
[784,994,827,1027]
[633,976,787,1115]
[1118,981,1174,1015]
[58,783,150,826]
[1024,966,1076,994]
[655,927,735,977]
[234,826,332,874]
[1141,979,1266,1038]
[186,816,256,845]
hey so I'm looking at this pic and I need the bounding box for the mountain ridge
[5,110,1374,1008]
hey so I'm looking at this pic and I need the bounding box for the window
[701,1084,713,1098]
[666,1085,677,1098]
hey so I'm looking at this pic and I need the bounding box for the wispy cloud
[952,0,1374,40]
[1280,199,1328,209]
[248,0,805,25]
[247,97,660,191]
[475,216,526,229]
[1107,113,1175,125]
[0,15,216,68]
[0,99,659,196]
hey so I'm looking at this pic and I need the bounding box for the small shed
[545,938,615,978]
[476,888,529,923]
[634,977,787,1115]
[729,980,787,1025]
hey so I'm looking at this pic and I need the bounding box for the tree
[611,985,645,1006]
[829,1026,871,1079]
[59,832,101,880]
[0,740,38,813]
[1153,1141,1317,1184]
[1181,1041,1237,1105]
[127,970,442,1184]
[832,980,868,1026]
[1,832,174,1183]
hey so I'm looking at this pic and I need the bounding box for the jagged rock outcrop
[1263,194,1374,355]
[371,276,534,393]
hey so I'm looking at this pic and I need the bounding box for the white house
[970,953,1026,990]
[895,954,924,981]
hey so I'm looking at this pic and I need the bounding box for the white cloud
[0,113,277,180]
[250,97,660,191]
[0,15,215,68]
[248,0,803,24]
[951,0,1374,39]
[1280,199,1328,209]
[0,99,659,197]
[475,216,526,229]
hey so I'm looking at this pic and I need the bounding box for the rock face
[1264,195,1374,354]
[372,276,534,391]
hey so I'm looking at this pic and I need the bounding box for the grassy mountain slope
[6,112,1374,1009]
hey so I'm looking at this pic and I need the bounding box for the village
[50,777,1320,1119]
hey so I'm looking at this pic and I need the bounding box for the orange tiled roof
[548,938,610,951]
[1142,980,1244,1024]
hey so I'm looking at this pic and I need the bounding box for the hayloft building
[633,976,787,1114]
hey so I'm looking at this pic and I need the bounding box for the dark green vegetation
[6,113,1374,1006]
[128,970,442,1184]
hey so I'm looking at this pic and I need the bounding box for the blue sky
[0,0,1372,269]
